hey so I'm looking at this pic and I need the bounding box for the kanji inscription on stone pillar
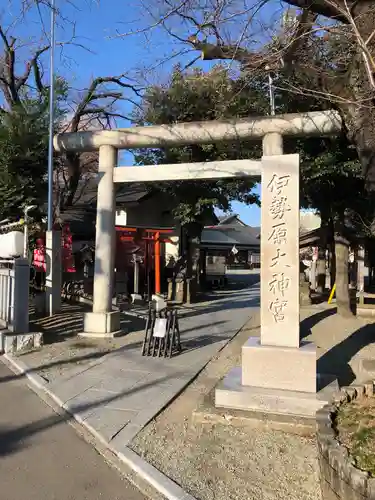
[261,154,300,348]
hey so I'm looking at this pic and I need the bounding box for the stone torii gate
[54,110,341,418]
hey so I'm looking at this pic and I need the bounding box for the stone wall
[317,383,375,500]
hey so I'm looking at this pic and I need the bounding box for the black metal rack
[141,302,182,358]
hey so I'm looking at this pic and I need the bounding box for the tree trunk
[334,234,353,317]
[329,242,336,290]
[316,247,326,294]
[316,231,327,294]
[185,221,203,288]
[189,235,201,284]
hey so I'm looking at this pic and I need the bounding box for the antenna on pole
[268,73,275,116]
[266,8,298,116]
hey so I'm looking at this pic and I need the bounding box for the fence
[0,258,29,333]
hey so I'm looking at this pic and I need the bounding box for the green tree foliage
[0,78,68,222]
[0,107,48,220]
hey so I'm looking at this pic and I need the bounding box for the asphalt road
[0,362,146,500]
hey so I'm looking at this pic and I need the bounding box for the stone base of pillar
[242,338,316,393]
[81,311,123,338]
[215,367,338,419]
[215,337,338,419]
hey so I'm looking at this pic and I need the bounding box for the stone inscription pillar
[215,140,332,416]
[260,154,300,348]
[240,151,316,394]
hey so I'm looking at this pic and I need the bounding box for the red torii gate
[115,226,174,295]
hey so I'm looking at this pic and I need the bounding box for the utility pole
[47,0,56,229]
[45,0,62,316]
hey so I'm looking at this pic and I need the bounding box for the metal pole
[23,216,28,258]
[268,73,275,116]
[47,0,56,231]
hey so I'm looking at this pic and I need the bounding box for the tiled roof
[201,224,260,248]
[57,177,150,238]
[59,176,150,209]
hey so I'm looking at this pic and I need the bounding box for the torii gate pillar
[82,145,121,337]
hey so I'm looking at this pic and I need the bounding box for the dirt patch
[337,396,375,476]
[130,311,321,500]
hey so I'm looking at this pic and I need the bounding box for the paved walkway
[0,362,145,500]
[43,277,260,452]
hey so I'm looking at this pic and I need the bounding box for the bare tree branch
[67,74,143,132]
[281,0,348,22]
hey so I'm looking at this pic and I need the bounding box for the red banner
[62,224,75,273]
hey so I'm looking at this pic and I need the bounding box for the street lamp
[23,205,37,258]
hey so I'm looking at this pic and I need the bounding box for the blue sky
[4,0,288,226]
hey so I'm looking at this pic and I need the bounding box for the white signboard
[153,318,167,338]
[231,245,239,255]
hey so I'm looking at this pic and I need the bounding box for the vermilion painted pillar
[155,231,161,294]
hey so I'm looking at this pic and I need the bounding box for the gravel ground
[131,310,321,500]
[133,419,320,500]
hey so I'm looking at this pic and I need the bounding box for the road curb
[1,353,198,500]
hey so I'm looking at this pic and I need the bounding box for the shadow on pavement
[300,307,337,340]
[317,322,375,387]
[0,368,178,458]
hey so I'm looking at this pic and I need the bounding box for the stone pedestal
[82,311,122,338]
[242,338,316,393]
[167,278,185,303]
[215,367,335,418]
[215,150,333,420]
[2,331,43,354]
